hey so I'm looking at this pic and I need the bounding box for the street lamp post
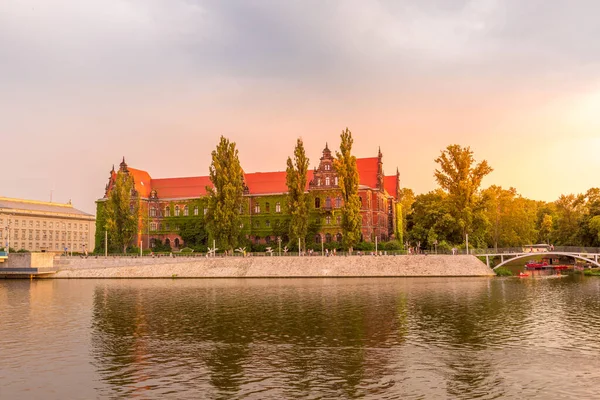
[277,236,281,257]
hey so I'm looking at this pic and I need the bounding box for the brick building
[98,144,401,251]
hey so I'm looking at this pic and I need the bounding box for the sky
[1,0,599,214]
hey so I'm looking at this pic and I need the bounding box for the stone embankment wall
[2,253,55,269]
[52,255,495,278]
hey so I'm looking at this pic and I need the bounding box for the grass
[583,269,600,276]
[495,267,513,276]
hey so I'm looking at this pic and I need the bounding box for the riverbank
[45,255,495,278]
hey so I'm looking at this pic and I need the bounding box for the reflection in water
[2,277,600,399]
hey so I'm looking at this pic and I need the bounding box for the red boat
[552,265,569,270]
[525,260,548,269]
[518,272,529,277]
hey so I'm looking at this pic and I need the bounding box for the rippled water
[1,276,599,399]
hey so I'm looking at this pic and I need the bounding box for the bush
[354,242,375,251]
[381,241,402,251]
[180,247,194,253]
[495,267,513,276]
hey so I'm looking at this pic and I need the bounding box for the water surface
[1,276,599,399]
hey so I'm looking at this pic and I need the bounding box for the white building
[0,197,95,253]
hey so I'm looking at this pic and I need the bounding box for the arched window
[165,238,171,248]
[325,233,332,243]
[174,238,180,248]
[150,207,156,217]
[165,207,170,217]
[315,234,322,244]
[254,236,261,244]
[325,177,330,186]
[194,206,198,216]
[275,202,281,213]
[315,197,321,208]
[336,233,342,242]
[334,176,338,186]
[254,203,261,214]
[325,197,332,208]
[335,197,342,208]
[175,206,180,216]
[265,236,271,244]
[265,202,270,213]
[184,206,189,216]
[317,179,321,186]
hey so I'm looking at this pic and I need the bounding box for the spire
[378,146,382,159]
[119,157,128,172]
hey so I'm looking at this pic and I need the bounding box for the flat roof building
[0,197,95,253]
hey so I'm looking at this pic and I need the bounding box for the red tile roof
[117,157,391,200]
[128,168,152,198]
[356,157,379,189]
[244,170,315,195]
[384,175,399,200]
[151,176,213,199]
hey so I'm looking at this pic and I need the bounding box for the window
[15,220,19,227]
[325,164,330,171]
[325,197,332,208]
[194,206,198,216]
[14,231,18,240]
[325,177,330,186]
[265,236,271,244]
[334,177,338,186]
[317,179,321,186]
[204,208,208,216]
[336,197,342,208]
[315,234,322,244]
[165,207,170,217]
[254,220,260,228]
[266,220,271,227]
[336,216,341,225]
[30,221,33,227]
[36,230,40,240]
[336,233,342,242]
[265,202,270,213]
[254,203,261,214]
[49,222,53,228]
[43,221,47,227]
[325,233,332,243]
[326,216,331,225]
[68,223,71,229]
[150,222,156,231]
[150,207,156,217]
[175,206,180,216]
[315,197,321,208]
[42,230,47,240]
[275,202,281,213]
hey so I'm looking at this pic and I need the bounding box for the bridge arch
[492,252,600,269]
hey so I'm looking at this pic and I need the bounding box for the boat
[518,272,529,277]
[552,265,570,270]
[525,260,548,269]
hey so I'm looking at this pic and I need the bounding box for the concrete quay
[47,254,495,278]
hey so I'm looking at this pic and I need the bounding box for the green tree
[206,136,245,253]
[334,128,362,251]
[434,144,493,239]
[105,170,139,253]
[286,138,310,250]
[553,194,584,245]
[178,219,208,249]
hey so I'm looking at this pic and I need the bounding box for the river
[1,276,599,399]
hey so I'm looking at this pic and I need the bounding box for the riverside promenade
[47,254,495,278]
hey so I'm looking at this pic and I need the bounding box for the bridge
[479,251,600,269]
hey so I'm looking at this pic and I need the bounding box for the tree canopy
[105,170,139,253]
[334,128,362,251]
[206,136,245,252]
[286,138,309,250]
